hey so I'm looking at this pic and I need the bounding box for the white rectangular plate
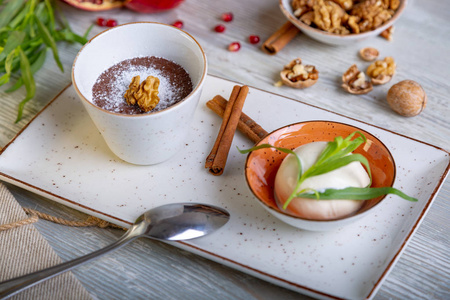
[1,75,449,300]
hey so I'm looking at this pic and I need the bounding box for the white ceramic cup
[72,22,207,165]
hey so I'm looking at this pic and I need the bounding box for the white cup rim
[71,21,207,118]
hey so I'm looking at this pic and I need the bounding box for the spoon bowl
[0,202,230,298]
[133,203,230,241]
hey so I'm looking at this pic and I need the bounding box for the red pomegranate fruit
[125,0,185,13]
[214,24,226,33]
[228,42,240,52]
[61,0,184,13]
[62,0,125,11]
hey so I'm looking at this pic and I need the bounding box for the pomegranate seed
[214,24,226,33]
[105,19,117,27]
[249,35,260,44]
[96,17,106,27]
[228,42,240,52]
[172,20,184,29]
[221,12,233,22]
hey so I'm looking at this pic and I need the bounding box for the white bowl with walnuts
[280,0,407,45]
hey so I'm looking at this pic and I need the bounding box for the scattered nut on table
[387,80,427,117]
[124,75,160,112]
[342,64,373,94]
[359,47,379,61]
[380,26,394,41]
[279,58,319,88]
[366,56,396,85]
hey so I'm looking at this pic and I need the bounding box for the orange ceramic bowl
[244,121,396,231]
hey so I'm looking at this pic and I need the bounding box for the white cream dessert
[274,142,371,220]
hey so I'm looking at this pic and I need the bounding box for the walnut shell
[371,74,392,85]
[359,47,379,61]
[280,58,319,89]
[387,80,427,117]
[341,64,373,94]
[280,70,318,88]
[342,82,373,94]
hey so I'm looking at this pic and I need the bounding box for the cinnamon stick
[262,22,300,55]
[205,85,249,176]
[206,95,268,143]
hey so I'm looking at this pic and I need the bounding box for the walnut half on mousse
[280,58,319,89]
[124,75,160,112]
[342,64,373,94]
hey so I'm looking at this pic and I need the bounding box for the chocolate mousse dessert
[92,56,193,114]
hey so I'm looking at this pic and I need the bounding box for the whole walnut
[387,80,427,117]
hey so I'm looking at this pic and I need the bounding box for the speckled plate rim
[0,74,449,300]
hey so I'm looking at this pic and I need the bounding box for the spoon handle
[0,230,136,299]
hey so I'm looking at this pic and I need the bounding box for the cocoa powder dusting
[92,56,193,114]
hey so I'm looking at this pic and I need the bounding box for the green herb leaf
[282,133,370,209]
[305,153,372,183]
[0,0,27,28]
[44,0,55,32]
[0,48,17,85]
[54,29,88,44]
[15,47,35,123]
[0,31,25,62]
[34,14,63,72]
[238,143,302,179]
[83,24,94,40]
[296,186,418,202]
[8,4,28,29]
[6,48,46,92]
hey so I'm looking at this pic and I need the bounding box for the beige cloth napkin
[0,182,92,300]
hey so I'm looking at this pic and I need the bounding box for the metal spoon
[0,202,230,299]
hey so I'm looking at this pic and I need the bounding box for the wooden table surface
[1,0,449,299]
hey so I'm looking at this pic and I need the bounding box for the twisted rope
[0,208,126,232]
[0,213,39,231]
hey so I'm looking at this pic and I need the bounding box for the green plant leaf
[238,143,302,178]
[34,14,63,72]
[55,29,88,44]
[44,0,55,32]
[83,24,93,40]
[15,48,36,123]
[7,3,28,29]
[6,48,46,92]
[295,186,418,202]
[0,31,25,62]
[34,2,49,25]
[305,153,372,183]
[0,48,17,85]
[0,0,27,28]
[19,0,38,35]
